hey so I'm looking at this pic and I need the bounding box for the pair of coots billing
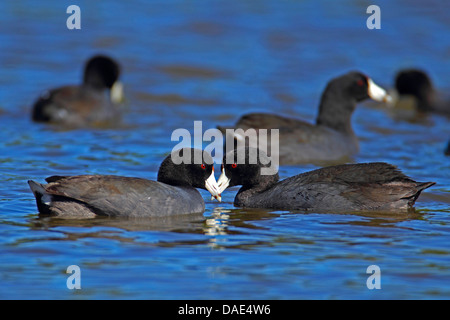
[28,147,434,217]
[218,71,392,165]
[31,55,124,127]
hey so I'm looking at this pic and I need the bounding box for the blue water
[1,0,449,299]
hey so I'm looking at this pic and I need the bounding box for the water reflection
[24,204,430,244]
[204,207,231,248]
[29,212,205,232]
[204,207,230,236]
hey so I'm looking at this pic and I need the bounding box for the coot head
[83,55,121,91]
[158,148,220,199]
[325,71,390,102]
[316,71,391,132]
[395,69,434,110]
[83,55,124,104]
[217,147,279,193]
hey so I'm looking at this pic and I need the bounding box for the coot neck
[416,90,435,112]
[157,165,194,189]
[234,173,279,207]
[157,176,194,189]
[315,90,356,135]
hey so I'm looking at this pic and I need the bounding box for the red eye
[201,164,206,169]
[231,163,237,168]
[357,79,364,86]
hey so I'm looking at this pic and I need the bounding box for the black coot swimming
[216,148,435,212]
[218,71,392,165]
[28,148,220,218]
[394,69,450,116]
[31,55,124,128]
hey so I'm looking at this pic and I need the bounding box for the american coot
[28,148,220,218]
[216,148,435,212]
[218,71,392,165]
[31,55,124,127]
[393,69,450,116]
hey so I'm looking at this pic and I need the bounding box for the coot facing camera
[31,55,124,128]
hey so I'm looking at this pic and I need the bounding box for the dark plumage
[394,69,450,115]
[31,55,124,127]
[218,71,391,165]
[28,149,220,218]
[217,148,435,212]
